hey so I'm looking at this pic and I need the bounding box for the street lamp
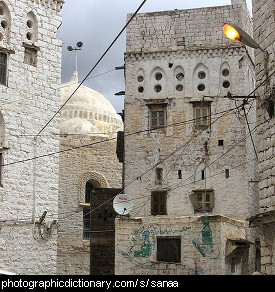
[223,23,269,81]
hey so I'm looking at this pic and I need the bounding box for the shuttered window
[193,103,211,130]
[189,190,214,212]
[151,191,167,215]
[149,104,166,133]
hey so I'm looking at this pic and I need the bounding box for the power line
[1,105,241,167]
[36,0,148,137]
[0,116,259,223]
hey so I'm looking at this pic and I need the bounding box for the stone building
[57,71,123,274]
[0,0,63,274]
[116,0,259,275]
[248,0,275,275]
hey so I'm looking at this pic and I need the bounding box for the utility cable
[1,105,241,167]
[242,99,258,160]
[36,0,147,136]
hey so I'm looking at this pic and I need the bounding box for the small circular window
[176,84,183,91]
[137,75,144,82]
[198,71,206,79]
[154,85,162,93]
[27,20,33,28]
[26,32,33,40]
[155,73,163,81]
[138,86,144,93]
[176,73,184,81]
[223,81,230,88]
[222,69,230,77]
[1,20,7,29]
[198,84,205,91]
[0,8,4,16]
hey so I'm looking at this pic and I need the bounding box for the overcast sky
[57,0,252,113]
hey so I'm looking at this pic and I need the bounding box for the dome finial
[70,70,78,82]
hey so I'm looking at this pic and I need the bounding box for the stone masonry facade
[250,0,275,275]
[117,1,259,275]
[0,0,63,275]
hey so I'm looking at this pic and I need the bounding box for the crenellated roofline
[31,0,64,12]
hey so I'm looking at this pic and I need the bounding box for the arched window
[220,62,231,91]
[174,66,185,93]
[24,12,39,66]
[26,11,38,42]
[193,63,210,96]
[151,67,166,95]
[83,181,94,240]
[0,1,11,44]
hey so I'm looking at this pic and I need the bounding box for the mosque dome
[60,71,123,137]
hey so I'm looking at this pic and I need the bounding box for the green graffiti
[155,226,191,235]
[192,240,206,257]
[134,231,152,258]
[192,216,213,257]
[128,225,191,260]
[201,217,213,248]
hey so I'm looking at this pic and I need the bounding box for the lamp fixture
[223,23,259,49]
[223,22,269,82]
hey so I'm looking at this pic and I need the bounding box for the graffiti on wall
[118,224,191,272]
[130,225,191,258]
[192,216,213,257]
[118,217,220,274]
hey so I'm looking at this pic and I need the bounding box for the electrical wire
[36,0,147,137]
[1,43,274,224]
[0,121,260,223]
[1,105,241,167]
[0,101,257,221]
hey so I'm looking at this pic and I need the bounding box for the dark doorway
[90,188,122,275]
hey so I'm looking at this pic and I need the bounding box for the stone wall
[252,0,275,275]
[119,1,258,275]
[0,0,63,275]
[57,135,122,274]
[115,215,250,275]
[126,2,252,54]
[123,3,257,221]
[253,0,275,214]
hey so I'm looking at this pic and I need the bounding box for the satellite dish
[113,194,133,215]
[76,41,83,48]
[67,45,74,51]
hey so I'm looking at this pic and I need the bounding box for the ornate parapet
[31,0,64,12]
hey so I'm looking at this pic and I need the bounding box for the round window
[27,20,33,28]
[222,69,230,77]
[26,32,33,40]
[155,73,163,81]
[137,75,144,82]
[198,71,206,79]
[138,86,144,93]
[223,81,230,88]
[154,85,162,93]
[198,84,205,91]
[1,20,7,29]
[176,73,184,81]
[176,84,183,91]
